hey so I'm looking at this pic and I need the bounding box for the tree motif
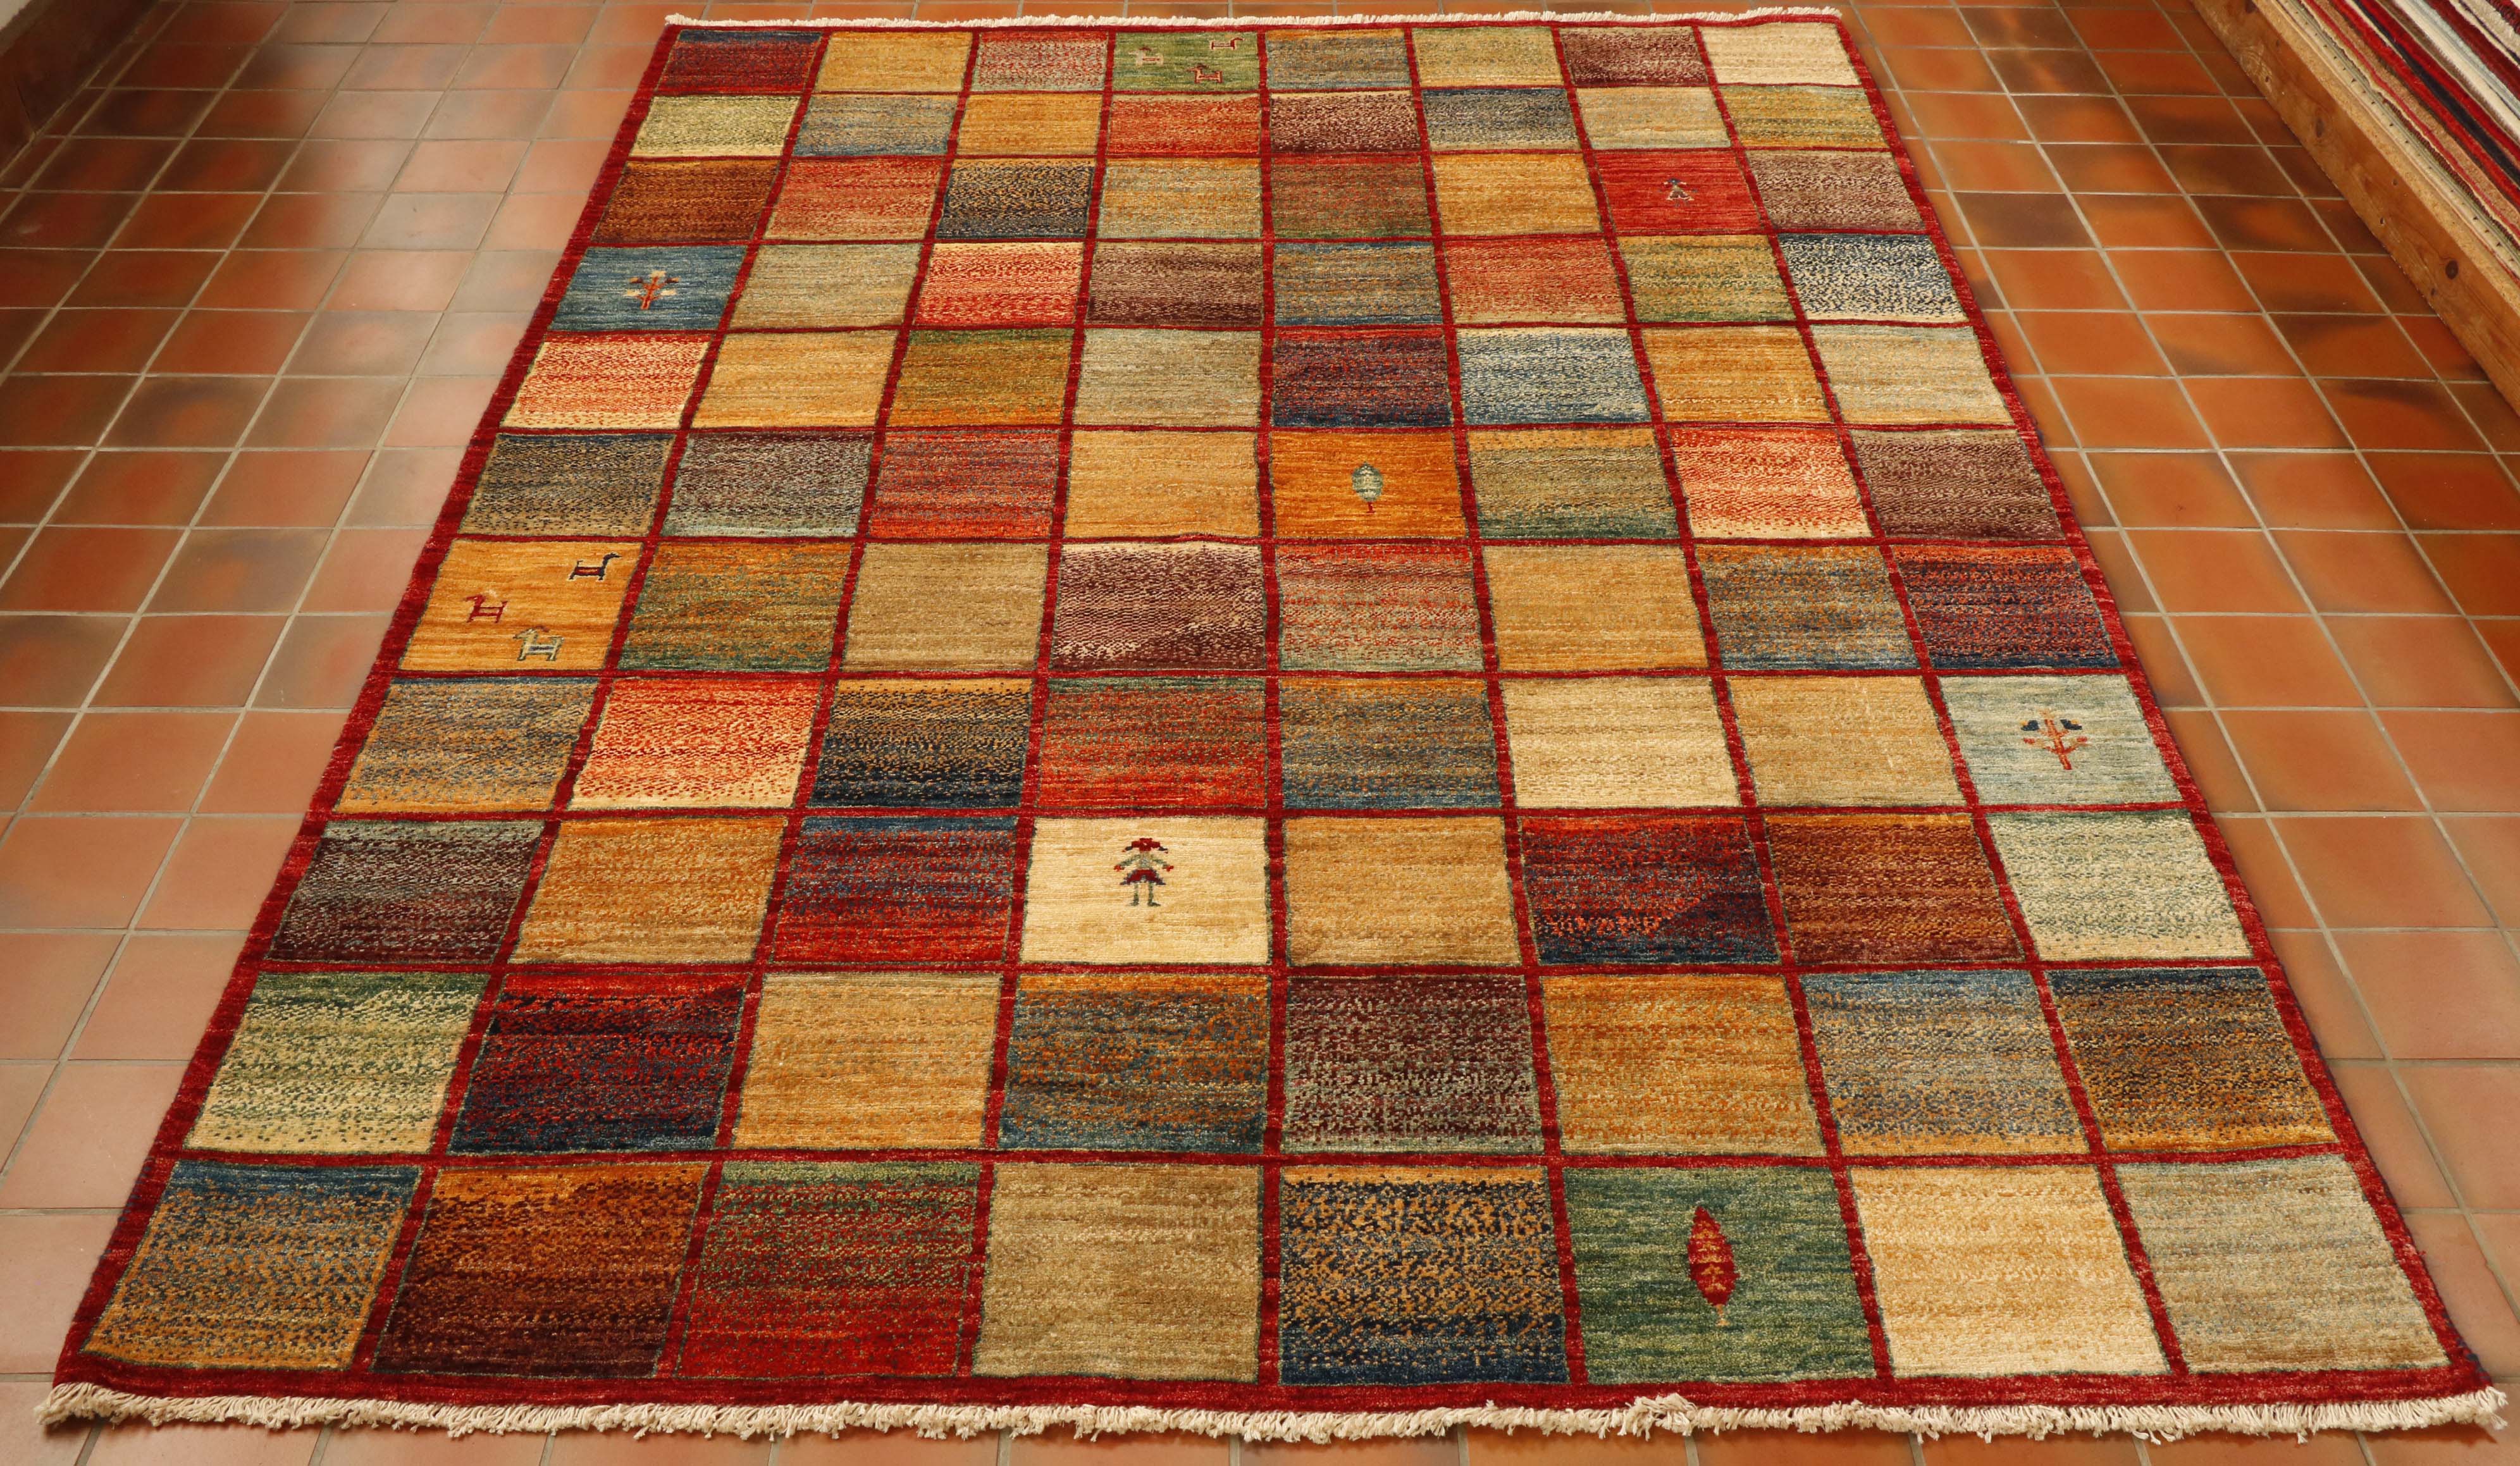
[1688,1205,1738,1325]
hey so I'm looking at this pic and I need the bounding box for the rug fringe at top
[657,9,1844,28]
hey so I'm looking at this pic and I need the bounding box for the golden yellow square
[1574,87,1728,148]
[1851,1167,2166,1376]
[1501,677,1738,808]
[1097,159,1263,238]
[1411,25,1565,86]
[1671,426,1870,538]
[890,328,1076,426]
[1542,974,1822,1154]
[1271,430,1462,538]
[1732,676,1961,806]
[505,335,708,430]
[957,92,1104,156]
[1020,816,1271,965]
[1065,431,1259,537]
[512,815,784,963]
[731,243,922,328]
[695,330,896,429]
[631,95,800,157]
[569,676,821,810]
[735,972,1001,1149]
[1643,326,1829,422]
[402,538,639,672]
[1482,545,1703,670]
[1431,154,1600,236]
[819,30,972,92]
[1283,816,1520,966]
[1811,325,2011,426]
[843,542,1048,672]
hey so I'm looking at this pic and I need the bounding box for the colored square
[1268,28,1411,89]
[695,330,895,428]
[337,678,595,813]
[1431,153,1600,235]
[619,539,855,671]
[1622,237,1791,323]
[1941,674,2178,804]
[889,328,1074,426]
[818,30,972,91]
[464,433,670,536]
[1097,159,1262,237]
[1851,1167,2165,1377]
[1115,30,1260,90]
[736,972,1001,1147]
[1813,324,2010,424]
[2050,968,2332,1150]
[1278,1167,1567,1385]
[632,95,800,157]
[1696,545,1913,668]
[1574,87,1727,148]
[1484,545,1702,670]
[2119,1157,2445,1372]
[268,820,539,963]
[1521,815,1776,964]
[769,157,943,239]
[1051,541,1268,670]
[1803,970,2082,1155]
[1560,25,1708,83]
[1271,429,1461,537]
[976,1163,1261,1380]
[570,676,820,808]
[1445,238,1624,324]
[956,92,1104,156]
[794,94,956,156]
[1074,328,1262,426]
[1565,1167,1872,1384]
[1090,242,1265,327]
[1001,972,1269,1152]
[1272,156,1431,238]
[1065,430,1259,536]
[594,159,778,243]
[84,1162,416,1370]
[373,1163,705,1376]
[1271,90,1421,152]
[814,678,1034,808]
[1412,26,1564,86]
[732,242,921,327]
[1283,976,1540,1153]
[512,816,784,963]
[1671,426,1867,538]
[1989,811,2251,961]
[1751,150,1922,231]
[1727,86,1887,147]
[188,971,483,1154]
[1037,676,1268,810]
[665,431,870,536]
[865,428,1061,538]
[1781,234,1958,323]
[449,973,743,1154]
[1852,428,2061,539]
[506,335,708,430]
[1283,815,1521,966]
[1467,427,1676,539]
[1107,94,1261,154]
[937,160,1095,238]
[1019,816,1271,965]
[1597,151,1762,233]
[1642,326,1826,422]
[973,29,1109,90]
[774,815,1020,964]
[658,29,820,93]
[1731,676,1962,806]
[843,542,1048,671]
[1502,677,1738,807]
[1275,242,1440,326]
[1458,328,1650,425]
[1896,546,2116,669]
[1766,813,2020,964]
[1424,87,1577,150]
[1543,975,1819,1152]
[1280,677,1501,810]
[404,538,639,672]
[1276,543,1483,672]
[1273,328,1451,428]
[1703,22,1860,85]
[681,1162,980,1377]
[553,245,744,331]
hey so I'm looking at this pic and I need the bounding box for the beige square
[631,95,801,157]
[1702,22,1861,85]
[1671,426,1870,538]
[1989,811,2251,961]
[1502,677,1738,808]
[843,542,1048,671]
[731,243,922,328]
[1412,25,1566,86]
[1852,1166,2167,1377]
[1811,326,2011,426]
[1482,545,1704,671]
[506,335,708,431]
[957,92,1104,155]
[734,972,1000,1149]
[819,30,972,92]
[975,1162,1261,1381]
[1065,431,1260,537]
[1574,87,1729,148]
[1542,974,1822,1154]
[1431,154,1601,236]
[512,816,783,963]
[1020,816,1271,965]
[1073,329,1262,428]
[1732,677,1962,806]
[402,538,639,672]
[695,331,896,429]
[1643,326,1828,423]
[1283,816,1520,966]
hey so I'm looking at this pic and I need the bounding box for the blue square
[1779,233,1962,323]
[999,975,1268,1152]
[795,94,956,156]
[553,245,746,332]
[1423,88,1579,150]
[1280,678,1499,809]
[1458,328,1650,425]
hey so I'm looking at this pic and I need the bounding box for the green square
[1622,237,1791,323]
[1116,31,1259,90]
[338,678,597,813]
[621,541,856,671]
[1566,1166,1872,1383]
[189,970,486,1154]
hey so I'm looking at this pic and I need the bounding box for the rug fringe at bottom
[38,1383,2509,1443]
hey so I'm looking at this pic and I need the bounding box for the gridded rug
[44,13,2502,1443]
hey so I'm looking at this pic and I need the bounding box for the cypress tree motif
[1688,1205,1738,1326]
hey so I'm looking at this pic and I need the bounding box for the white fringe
[37,1382,2508,1444]
[657,9,1844,29]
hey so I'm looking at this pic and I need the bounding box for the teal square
[1117,31,1259,90]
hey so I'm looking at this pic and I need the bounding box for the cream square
[1574,87,1729,148]
[1020,816,1271,965]
[1988,810,2251,961]
[1702,23,1861,85]
[1502,677,1739,808]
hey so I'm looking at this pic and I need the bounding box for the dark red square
[1037,676,1268,810]
[774,816,1020,964]
[866,429,1060,539]
[658,30,822,92]
[1596,151,1762,235]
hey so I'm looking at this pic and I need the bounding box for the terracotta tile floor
[3,0,2517,1457]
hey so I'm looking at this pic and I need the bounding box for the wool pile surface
[45,14,2502,1443]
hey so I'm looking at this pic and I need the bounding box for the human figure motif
[1115,837,1173,907]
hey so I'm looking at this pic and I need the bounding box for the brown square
[1089,242,1264,328]
[593,159,779,244]
[1270,91,1421,152]
[1766,814,2020,965]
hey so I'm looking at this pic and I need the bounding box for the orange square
[1106,95,1261,155]
[1445,238,1625,324]
[769,158,944,241]
[403,538,641,672]
[915,242,1085,327]
[1269,431,1463,538]
[571,677,822,809]
[505,335,709,430]
[1643,326,1828,423]
[1671,427,1870,538]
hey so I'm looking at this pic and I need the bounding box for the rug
[44,13,2502,1443]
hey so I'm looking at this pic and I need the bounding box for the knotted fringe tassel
[657,9,1847,28]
